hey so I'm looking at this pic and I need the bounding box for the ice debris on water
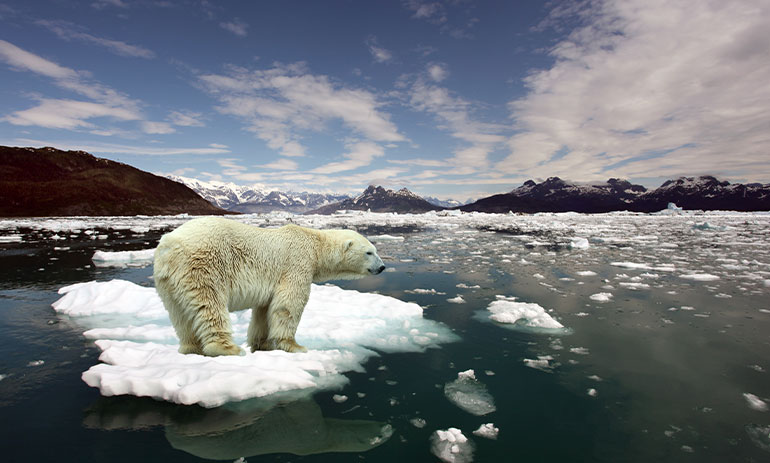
[590,292,613,302]
[569,237,590,249]
[410,417,427,428]
[745,424,770,452]
[523,356,557,372]
[444,369,496,416]
[52,279,457,407]
[472,423,499,440]
[91,248,156,267]
[743,393,768,412]
[485,297,564,331]
[431,428,474,463]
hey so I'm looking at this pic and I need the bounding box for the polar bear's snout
[369,253,386,275]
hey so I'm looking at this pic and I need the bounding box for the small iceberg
[443,369,496,416]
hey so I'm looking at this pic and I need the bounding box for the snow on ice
[52,279,457,407]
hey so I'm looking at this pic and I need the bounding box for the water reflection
[84,395,392,460]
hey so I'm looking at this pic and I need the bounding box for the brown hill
[0,146,233,217]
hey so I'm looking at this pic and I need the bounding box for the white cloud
[403,1,446,23]
[259,158,299,170]
[0,39,78,79]
[408,65,506,174]
[91,0,128,9]
[499,0,770,183]
[312,141,384,174]
[366,36,393,63]
[168,110,205,127]
[4,99,140,129]
[36,20,155,59]
[427,62,448,82]
[3,138,230,156]
[141,121,176,134]
[220,19,248,37]
[199,62,404,168]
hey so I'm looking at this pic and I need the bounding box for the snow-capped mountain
[308,185,444,214]
[461,176,770,213]
[633,175,770,211]
[167,175,350,213]
[425,196,467,208]
[461,177,648,213]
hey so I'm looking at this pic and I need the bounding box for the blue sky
[1,0,768,200]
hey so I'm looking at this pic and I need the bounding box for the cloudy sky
[1,0,768,200]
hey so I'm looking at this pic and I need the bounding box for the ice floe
[680,273,721,281]
[444,369,496,416]
[431,428,474,463]
[52,279,457,407]
[483,297,565,331]
[589,292,613,302]
[91,248,156,267]
[472,423,499,440]
[743,393,768,412]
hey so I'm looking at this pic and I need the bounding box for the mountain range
[2,145,768,216]
[0,146,228,217]
[459,176,770,213]
[167,175,350,214]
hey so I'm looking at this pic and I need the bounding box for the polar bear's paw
[202,340,244,357]
[268,338,308,354]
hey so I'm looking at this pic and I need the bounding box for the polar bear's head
[329,230,385,279]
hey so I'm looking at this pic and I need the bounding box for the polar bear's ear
[344,239,354,250]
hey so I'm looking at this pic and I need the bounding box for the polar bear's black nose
[373,265,385,275]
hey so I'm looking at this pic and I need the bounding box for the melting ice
[52,279,457,407]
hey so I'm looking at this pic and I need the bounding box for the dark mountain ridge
[0,146,231,217]
[460,176,770,213]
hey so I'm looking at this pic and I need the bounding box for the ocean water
[0,211,769,462]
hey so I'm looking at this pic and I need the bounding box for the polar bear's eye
[366,251,373,255]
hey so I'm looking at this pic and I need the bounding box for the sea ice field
[0,209,769,462]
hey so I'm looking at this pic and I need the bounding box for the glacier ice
[52,279,457,407]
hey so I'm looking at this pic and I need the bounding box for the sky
[1,0,769,201]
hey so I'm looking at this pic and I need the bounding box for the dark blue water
[1,216,769,462]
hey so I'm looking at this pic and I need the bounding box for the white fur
[153,217,385,356]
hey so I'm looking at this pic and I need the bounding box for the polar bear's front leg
[247,304,269,352]
[264,284,309,353]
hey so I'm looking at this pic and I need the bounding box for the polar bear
[153,217,385,356]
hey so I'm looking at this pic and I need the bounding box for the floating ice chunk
[680,273,720,281]
[405,288,446,295]
[570,237,590,249]
[431,428,474,463]
[444,370,496,416]
[743,393,768,412]
[52,279,456,407]
[370,234,404,242]
[473,423,499,440]
[576,271,597,276]
[570,347,590,355]
[485,299,564,331]
[91,248,156,267]
[746,424,770,452]
[410,417,427,428]
[27,360,44,367]
[447,295,466,304]
[0,234,23,243]
[587,388,598,397]
[619,282,650,290]
[456,283,480,289]
[523,356,556,372]
[590,292,613,302]
[333,394,348,403]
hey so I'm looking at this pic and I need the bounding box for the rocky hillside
[0,146,231,217]
[308,185,444,214]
